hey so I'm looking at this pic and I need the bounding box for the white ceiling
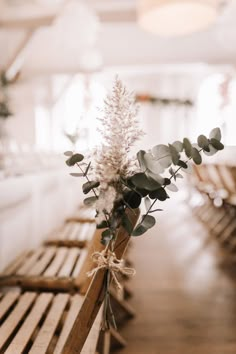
[0,0,236,76]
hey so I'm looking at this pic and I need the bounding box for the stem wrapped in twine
[87,249,136,289]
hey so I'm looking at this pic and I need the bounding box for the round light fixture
[137,0,221,37]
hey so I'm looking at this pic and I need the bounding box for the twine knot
[87,249,136,289]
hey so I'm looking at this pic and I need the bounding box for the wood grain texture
[116,199,236,354]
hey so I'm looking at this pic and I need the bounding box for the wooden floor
[116,193,236,354]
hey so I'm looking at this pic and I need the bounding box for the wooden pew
[0,209,139,354]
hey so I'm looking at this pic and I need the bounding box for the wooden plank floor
[116,194,236,354]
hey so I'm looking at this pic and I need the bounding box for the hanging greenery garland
[0,72,12,119]
[136,93,193,107]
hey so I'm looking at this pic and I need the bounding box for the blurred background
[2,2,236,352]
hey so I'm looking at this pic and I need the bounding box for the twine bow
[87,249,136,289]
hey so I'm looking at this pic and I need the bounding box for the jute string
[87,249,136,289]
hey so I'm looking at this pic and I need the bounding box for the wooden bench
[0,209,139,354]
[45,222,96,248]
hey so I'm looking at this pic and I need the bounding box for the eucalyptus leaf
[66,153,84,166]
[209,127,221,141]
[191,147,202,165]
[152,144,172,168]
[183,138,192,158]
[132,214,156,236]
[83,181,100,194]
[144,196,151,211]
[177,160,188,169]
[144,152,164,174]
[166,183,178,192]
[172,141,183,152]
[101,229,113,245]
[64,151,73,156]
[84,196,97,206]
[210,138,224,151]
[132,224,147,236]
[131,173,161,191]
[197,135,209,150]
[146,170,165,185]
[142,214,156,229]
[70,173,84,177]
[97,220,109,229]
[137,150,146,172]
[124,191,142,209]
[149,187,169,201]
[169,144,179,165]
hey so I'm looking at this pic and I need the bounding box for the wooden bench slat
[58,248,81,277]
[84,224,96,242]
[53,295,84,354]
[43,248,68,277]
[3,252,30,276]
[16,248,44,276]
[27,247,56,276]
[0,292,20,322]
[29,294,69,354]
[78,223,91,242]
[0,292,37,351]
[67,224,81,241]
[72,249,88,277]
[4,293,53,354]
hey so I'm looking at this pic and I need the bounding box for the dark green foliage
[66,153,84,166]
[82,181,100,194]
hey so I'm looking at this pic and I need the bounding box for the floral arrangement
[65,78,224,328]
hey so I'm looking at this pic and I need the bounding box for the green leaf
[132,215,156,236]
[210,138,224,151]
[146,170,165,185]
[137,150,146,172]
[82,181,100,194]
[84,196,97,206]
[152,144,172,168]
[124,191,142,209]
[131,173,161,191]
[168,144,179,165]
[172,141,183,152]
[101,229,113,245]
[64,151,73,156]
[144,196,151,211]
[84,162,91,176]
[132,224,147,236]
[149,187,169,201]
[66,153,84,166]
[191,147,202,165]
[176,173,183,179]
[177,160,188,169]
[97,220,109,229]
[166,183,178,192]
[142,214,156,229]
[197,135,209,150]
[209,127,221,141]
[183,138,192,158]
[144,153,164,174]
[70,173,84,177]
[122,213,133,235]
[164,178,171,185]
